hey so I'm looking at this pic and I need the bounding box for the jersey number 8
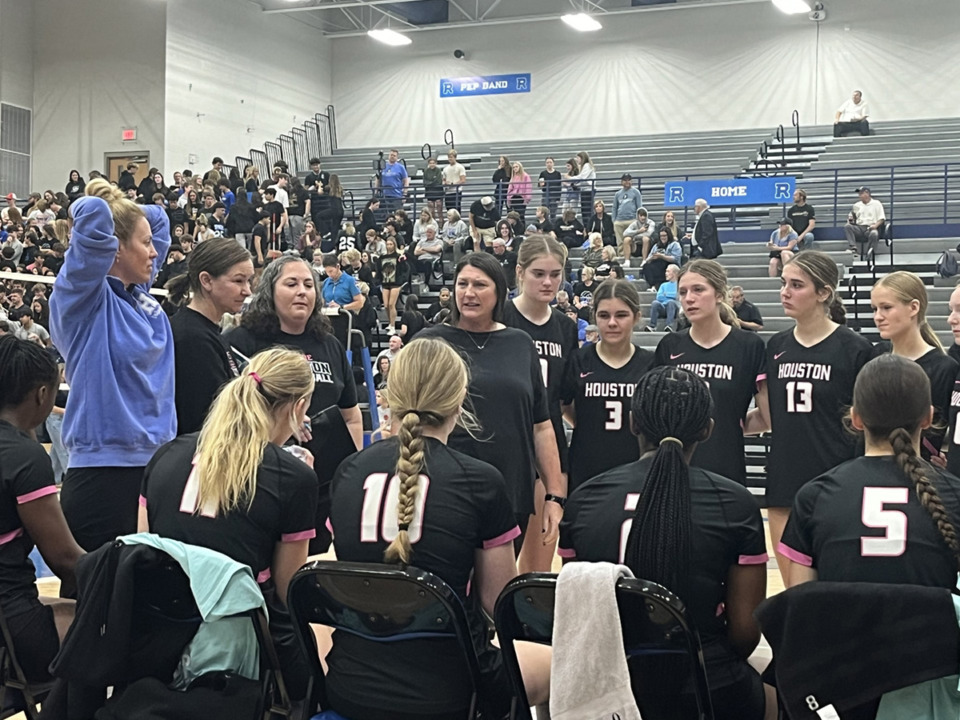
[361,472,430,544]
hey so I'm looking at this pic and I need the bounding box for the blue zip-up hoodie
[50,196,175,468]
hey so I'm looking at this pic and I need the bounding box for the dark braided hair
[0,335,59,409]
[853,354,960,563]
[624,367,714,594]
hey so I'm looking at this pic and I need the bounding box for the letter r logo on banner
[774,182,791,200]
[516,77,528,90]
[441,82,454,95]
[669,187,684,203]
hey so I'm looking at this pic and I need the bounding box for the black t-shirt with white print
[328,437,518,718]
[568,343,655,491]
[655,328,766,485]
[947,365,960,477]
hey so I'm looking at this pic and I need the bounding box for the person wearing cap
[1,193,17,225]
[844,186,886,257]
[834,90,870,137]
[118,162,138,192]
[491,237,518,291]
[155,243,188,288]
[767,218,799,277]
[612,174,643,251]
[469,195,500,251]
[786,188,816,250]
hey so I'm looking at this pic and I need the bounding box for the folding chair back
[0,603,54,720]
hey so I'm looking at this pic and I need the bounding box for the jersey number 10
[361,472,430,544]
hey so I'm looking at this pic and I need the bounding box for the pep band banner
[440,73,531,98]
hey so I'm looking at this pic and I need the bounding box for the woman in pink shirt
[507,161,533,223]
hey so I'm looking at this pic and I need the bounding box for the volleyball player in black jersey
[655,259,766,486]
[503,234,579,571]
[560,367,768,720]
[871,271,957,465]
[564,279,655,492]
[139,347,319,700]
[329,338,550,720]
[947,285,960,476]
[745,251,873,582]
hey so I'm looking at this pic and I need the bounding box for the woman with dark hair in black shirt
[65,170,85,203]
[167,237,255,435]
[399,293,426,342]
[421,252,566,543]
[586,199,616,247]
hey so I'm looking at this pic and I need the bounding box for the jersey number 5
[361,472,430,544]
[785,381,813,413]
[861,486,909,557]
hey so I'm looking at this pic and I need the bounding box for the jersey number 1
[861,486,909,557]
[361,472,430,544]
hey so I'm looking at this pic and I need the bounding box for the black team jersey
[140,434,318,585]
[567,343,654,491]
[328,437,518,719]
[503,300,579,469]
[420,325,549,518]
[558,456,767,686]
[655,328,765,485]
[780,456,960,588]
[873,343,957,462]
[947,366,960,476]
[765,326,873,507]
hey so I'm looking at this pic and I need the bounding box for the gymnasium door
[105,153,149,186]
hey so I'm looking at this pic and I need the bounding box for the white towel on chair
[548,562,643,720]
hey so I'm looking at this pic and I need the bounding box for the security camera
[453,49,466,60]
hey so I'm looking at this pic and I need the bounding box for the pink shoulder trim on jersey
[0,528,23,546]
[482,526,521,549]
[738,553,769,566]
[325,517,334,539]
[16,486,59,505]
[138,494,148,508]
[257,568,272,583]
[777,542,813,567]
[557,547,576,559]
[756,373,767,383]
[281,529,316,543]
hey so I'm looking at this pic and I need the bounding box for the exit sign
[121,127,137,142]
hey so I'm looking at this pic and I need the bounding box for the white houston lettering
[676,363,733,381]
[584,382,636,398]
[777,362,832,382]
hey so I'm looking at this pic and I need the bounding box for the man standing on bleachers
[378,149,409,211]
[442,149,466,212]
[686,199,721,259]
[612,174,643,255]
[787,189,816,250]
[844,186,886,257]
[834,90,870,137]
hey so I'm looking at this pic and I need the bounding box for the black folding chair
[287,560,485,720]
[494,572,714,720]
[0,604,54,720]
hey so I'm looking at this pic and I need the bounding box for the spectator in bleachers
[534,205,555,238]
[251,213,270,268]
[269,172,291,209]
[394,208,414,246]
[507,161,532,222]
[442,149,466,213]
[11,308,50,346]
[340,248,374,288]
[193,214,214,244]
[118,162,138,192]
[227,187,259,249]
[378,237,405,333]
[399,293,427,342]
[208,202,227,238]
[491,237,518,291]
[646,263,681,332]
[563,305,588,343]
[623,207,655,264]
[243,165,260,195]
[422,155,444,219]
[426,286,452,323]
[286,176,309,248]
[556,208,585,249]
[373,354,390,390]
[378,148,409,211]
[586,199,615,247]
[156,242,187,288]
[581,231,604,275]
[494,219,515,250]
[320,253,364,312]
[834,89,870,137]
[731,286,764,331]
[613,173,643,250]
[687,198,722,259]
[787,189,816,250]
[376,334,403,367]
[311,175,346,240]
[844,186,886,257]
[642,227,682,288]
[261,187,288,251]
[440,208,469,263]
[573,150,597,223]
[304,157,330,191]
[362,228,386,257]
[573,265,599,307]
[50,179,174,555]
[217,178,235,213]
[469,195,500,250]
[538,156,562,217]
[492,154,510,213]
[65,169,85,202]
[767,218,799,277]
[205,156,225,182]
[2,232,23,266]
[27,200,55,229]
[30,297,49,328]
[357,198,380,240]
[595,245,622,280]
[560,157,581,215]
[412,208,439,246]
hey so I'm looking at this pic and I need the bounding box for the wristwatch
[544,493,567,509]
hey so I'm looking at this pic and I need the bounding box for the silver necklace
[459,326,494,351]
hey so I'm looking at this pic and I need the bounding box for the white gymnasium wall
[0,0,35,111]
[329,0,960,149]
[31,0,166,191]
[164,0,333,174]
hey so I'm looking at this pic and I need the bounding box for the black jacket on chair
[693,209,722,259]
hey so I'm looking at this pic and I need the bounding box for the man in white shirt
[834,90,870,137]
[1,193,16,224]
[269,174,290,208]
[844,186,886,257]
[442,149,466,213]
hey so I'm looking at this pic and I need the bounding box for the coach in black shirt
[731,286,763,332]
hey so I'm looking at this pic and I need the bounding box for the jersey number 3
[605,401,623,430]
[361,472,430,544]
[861,486,909,557]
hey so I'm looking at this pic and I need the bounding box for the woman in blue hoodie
[50,178,174,553]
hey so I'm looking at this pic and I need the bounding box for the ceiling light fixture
[367,28,412,46]
[772,0,812,14]
[561,13,602,32]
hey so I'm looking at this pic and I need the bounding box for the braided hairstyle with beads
[853,354,960,561]
[624,366,714,594]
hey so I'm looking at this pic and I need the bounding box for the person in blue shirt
[612,173,643,250]
[767,218,800,277]
[49,178,174,555]
[646,264,681,331]
[321,253,364,311]
[217,179,235,214]
[378,148,409,211]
